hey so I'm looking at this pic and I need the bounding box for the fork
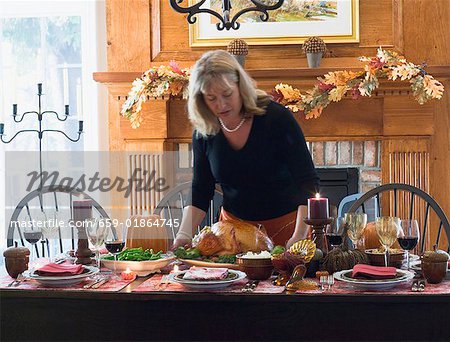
[327,275,335,290]
[242,280,259,293]
[158,274,170,290]
[319,276,328,291]
[7,274,26,287]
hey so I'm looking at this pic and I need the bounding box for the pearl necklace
[218,117,246,133]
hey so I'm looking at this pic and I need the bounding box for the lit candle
[307,193,329,219]
[121,268,136,281]
[76,79,83,121]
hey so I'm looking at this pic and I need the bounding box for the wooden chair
[347,183,450,253]
[338,192,378,221]
[153,182,223,239]
[7,185,113,257]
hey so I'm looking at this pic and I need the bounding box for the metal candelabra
[0,83,84,191]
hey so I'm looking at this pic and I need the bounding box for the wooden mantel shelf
[93,66,450,84]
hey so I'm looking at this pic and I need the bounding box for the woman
[173,50,319,249]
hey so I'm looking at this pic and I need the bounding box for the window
[0,0,107,250]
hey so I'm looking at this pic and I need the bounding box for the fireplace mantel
[94,66,450,141]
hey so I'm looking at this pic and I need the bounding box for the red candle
[73,199,92,222]
[307,194,329,219]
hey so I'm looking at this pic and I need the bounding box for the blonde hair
[188,50,270,137]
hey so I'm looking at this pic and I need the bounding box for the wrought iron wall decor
[169,0,285,30]
[0,83,84,190]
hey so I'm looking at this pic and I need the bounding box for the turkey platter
[193,219,274,256]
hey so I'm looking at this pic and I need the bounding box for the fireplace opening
[317,167,359,210]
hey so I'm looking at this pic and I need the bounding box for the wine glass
[375,217,401,267]
[398,219,420,270]
[85,218,109,269]
[345,213,367,250]
[23,216,43,272]
[326,217,345,250]
[105,236,126,276]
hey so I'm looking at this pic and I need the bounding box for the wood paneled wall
[99,0,450,244]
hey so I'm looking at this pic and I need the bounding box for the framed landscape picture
[189,0,359,46]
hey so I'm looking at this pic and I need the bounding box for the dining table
[1,265,450,342]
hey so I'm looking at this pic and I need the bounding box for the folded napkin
[35,263,84,276]
[183,267,228,280]
[352,264,397,279]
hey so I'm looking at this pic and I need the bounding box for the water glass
[345,213,367,250]
[375,217,401,267]
[85,218,109,269]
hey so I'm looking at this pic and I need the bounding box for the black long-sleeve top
[191,101,319,221]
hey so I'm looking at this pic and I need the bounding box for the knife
[83,277,103,289]
[91,278,109,289]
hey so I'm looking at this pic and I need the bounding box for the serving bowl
[365,248,405,268]
[236,253,274,280]
[101,255,176,277]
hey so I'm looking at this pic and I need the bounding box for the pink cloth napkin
[35,263,84,276]
[183,267,229,280]
[352,264,397,279]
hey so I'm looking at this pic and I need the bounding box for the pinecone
[302,36,327,54]
[227,39,249,56]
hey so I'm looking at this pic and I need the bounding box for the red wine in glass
[24,231,43,245]
[105,240,125,275]
[326,234,343,247]
[397,237,418,251]
[105,241,125,254]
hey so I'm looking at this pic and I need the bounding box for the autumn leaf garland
[121,49,444,128]
[272,48,444,119]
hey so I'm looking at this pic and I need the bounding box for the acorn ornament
[302,36,327,68]
[227,39,249,68]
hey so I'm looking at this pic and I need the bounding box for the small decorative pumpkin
[126,214,169,253]
[363,221,401,250]
[321,247,369,274]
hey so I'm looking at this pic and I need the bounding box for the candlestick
[78,120,84,133]
[76,80,83,121]
[13,104,17,116]
[63,67,69,105]
[307,194,329,219]
[37,83,42,95]
[65,105,69,116]
[73,199,93,265]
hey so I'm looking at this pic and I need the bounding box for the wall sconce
[169,0,285,31]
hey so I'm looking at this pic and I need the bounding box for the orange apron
[219,208,297,247]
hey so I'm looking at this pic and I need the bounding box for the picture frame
[189,0,359,47]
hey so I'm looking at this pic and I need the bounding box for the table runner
[0,275,132,292]
[295,278,450,294]
[132,273,285,294]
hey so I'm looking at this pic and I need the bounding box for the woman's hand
[171,237,192,250]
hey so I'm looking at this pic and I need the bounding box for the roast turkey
[193,219,274,256]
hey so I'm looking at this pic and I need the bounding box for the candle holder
[303,217,333,254]
[0,83,83,190]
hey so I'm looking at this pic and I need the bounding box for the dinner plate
[101,255,176,276]
[169,270,246,290]
[28,266,99,287]
[179,259,239,270]
[334,269,414,290]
